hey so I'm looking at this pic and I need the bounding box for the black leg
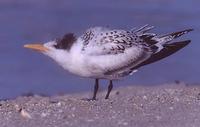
[105,80,113,99]
[92,79,99,100]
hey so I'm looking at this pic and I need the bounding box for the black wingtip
[187,28,194,32]
[175,28,193,35]
[160,28,193,39]
[164,40,191,48]
[183,29,194,34]
[184,28,194,32]
[133,40,191,69]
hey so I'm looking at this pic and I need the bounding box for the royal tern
[24,25,193,100]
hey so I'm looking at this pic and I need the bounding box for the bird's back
[70,25,192,79]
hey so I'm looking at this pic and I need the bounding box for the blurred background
[0,0,199,99]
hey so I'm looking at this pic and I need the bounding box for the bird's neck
[56,42,88,77]
[44,50,71,68]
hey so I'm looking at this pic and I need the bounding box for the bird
[24,25,193,100]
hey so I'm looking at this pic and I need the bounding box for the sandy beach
[0,82,200,127]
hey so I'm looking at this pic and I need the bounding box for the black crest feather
[54,33,76,50]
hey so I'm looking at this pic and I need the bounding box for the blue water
[0,0,199,99]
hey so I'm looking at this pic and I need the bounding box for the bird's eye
[53,44,58,48]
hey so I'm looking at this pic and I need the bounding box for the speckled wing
[81,27,153,56]
[78,26,192,79]
[80,27,155,79]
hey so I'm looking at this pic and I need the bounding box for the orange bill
[24,44,48,52]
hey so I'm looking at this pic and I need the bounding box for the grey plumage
[80,25,193,78]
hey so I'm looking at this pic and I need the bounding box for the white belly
[59,42,150,79]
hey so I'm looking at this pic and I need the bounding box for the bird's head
[24,33,76,59]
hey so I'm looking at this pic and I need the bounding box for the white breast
[61,41,99,78]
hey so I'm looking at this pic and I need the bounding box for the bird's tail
[130,28,193,70]
[140,40,191,67]
[132,25,193,48]
[149,29,193,53]
[154,29,193,44]
[131,40,191,71]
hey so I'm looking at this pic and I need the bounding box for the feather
[54,33,76,50]
[131,40,191,70]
